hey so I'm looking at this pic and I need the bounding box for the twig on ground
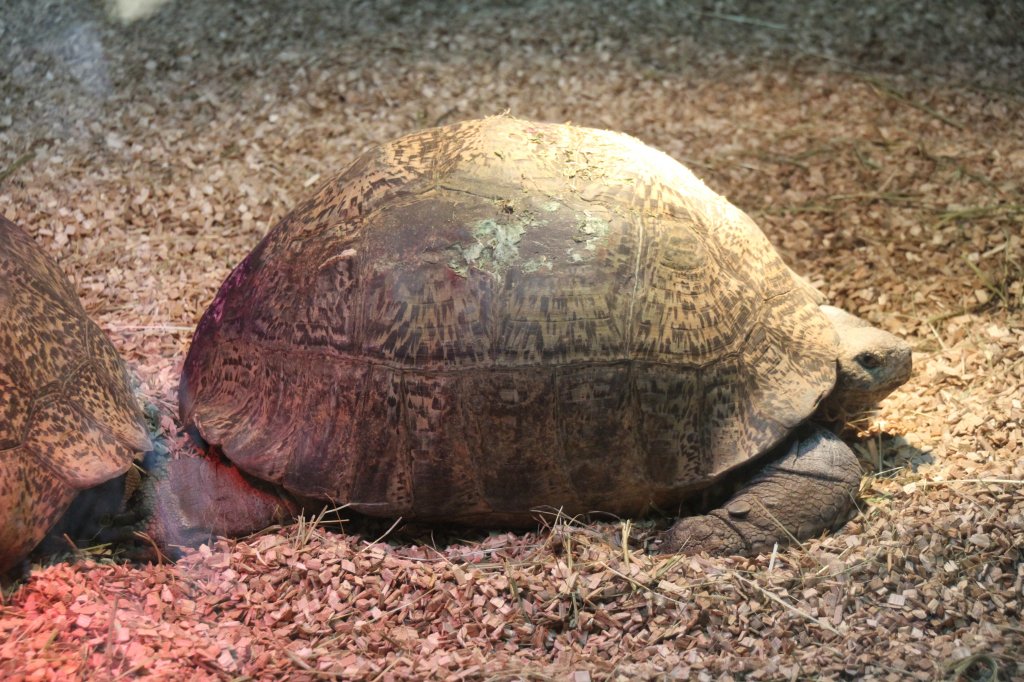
[862,76,965,130]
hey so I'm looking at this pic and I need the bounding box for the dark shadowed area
[1,0,1021,679]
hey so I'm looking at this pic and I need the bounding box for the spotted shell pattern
[0,216,151,572]
[180,116,839,524]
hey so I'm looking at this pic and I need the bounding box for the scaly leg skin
[142,445,300,555]
[659,425,863,556]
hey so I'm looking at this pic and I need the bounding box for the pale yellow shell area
[181,116,838,524]
[0,216,151,572]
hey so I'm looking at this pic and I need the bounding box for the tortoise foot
[142,444,301,553]
[658,425,862,556]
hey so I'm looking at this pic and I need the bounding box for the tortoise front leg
[658,425,862,556]
[141,444,301,555]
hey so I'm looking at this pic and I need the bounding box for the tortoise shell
[0,216,150,572]
[180,116,838,525]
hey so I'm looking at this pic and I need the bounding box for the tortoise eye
[855,352,883,370]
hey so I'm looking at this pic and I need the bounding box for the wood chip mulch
[1,1,1022,679]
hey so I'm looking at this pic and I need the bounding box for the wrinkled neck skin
[816,305,913,428]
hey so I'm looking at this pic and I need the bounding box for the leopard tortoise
[0,216,151,573]
[160,116,911,555]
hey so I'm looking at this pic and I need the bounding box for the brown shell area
[0,216,151,572]
[181,116,838,524]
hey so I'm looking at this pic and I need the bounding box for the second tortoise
[0,216,151,573]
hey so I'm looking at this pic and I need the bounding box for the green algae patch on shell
[446,214,535,278]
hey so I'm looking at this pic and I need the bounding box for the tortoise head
[817,305,913,425]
